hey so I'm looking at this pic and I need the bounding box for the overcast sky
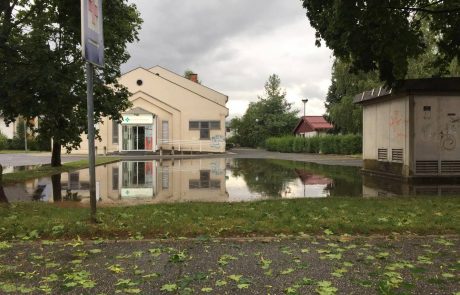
[123,0,333,119]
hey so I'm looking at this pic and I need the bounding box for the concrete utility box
[354,78,460,180]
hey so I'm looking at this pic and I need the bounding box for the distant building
[293,116,333,137]
[354,77,460,179]
[0,117,16,139]
[68,66,229,154]
[0,117,38,140]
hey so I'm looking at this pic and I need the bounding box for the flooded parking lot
[1,158,459,205]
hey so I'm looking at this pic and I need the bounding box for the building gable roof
[148,65,228,104]
[119,67,229,115]
[293,116,333,134]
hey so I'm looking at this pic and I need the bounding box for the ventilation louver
[378,149,388,161]
[415,161,438,174]
[441,161,460,174]
[392,149,403,162]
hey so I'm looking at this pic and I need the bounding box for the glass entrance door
[122,126,149,151]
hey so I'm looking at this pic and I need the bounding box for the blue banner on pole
[81,0,104,67]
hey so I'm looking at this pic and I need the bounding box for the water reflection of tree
[0,165,8,203]
[51,174,62,202]
[231,159,298,198]
[230,159,362,198]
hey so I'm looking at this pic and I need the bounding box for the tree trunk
[51,173,62,202]
[51,140,61,167]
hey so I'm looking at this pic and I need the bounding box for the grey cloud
[124,0,307,72]
[123,0,332,117]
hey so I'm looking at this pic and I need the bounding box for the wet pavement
[117,148,363,168]
[0,148,362,168]
[0,235,457,294]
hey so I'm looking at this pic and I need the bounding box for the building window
[200,122,210,139]
[112,167,119,190]
[189,121,200,129]
[162,167,169,190]
[210,121,220,130]
[189,120,220,140]
[162,121,169,143]
[189,170,221,189]
[112,121,119,144]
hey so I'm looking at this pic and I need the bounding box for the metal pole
[24,119,27,151]
[302,98,308,117]
[86,62,97,221]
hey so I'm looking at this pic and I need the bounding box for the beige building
[69,66,229,154]
[355,77,460,179]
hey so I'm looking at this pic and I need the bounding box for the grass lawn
[1,156,120,184]
[0,196,458,240]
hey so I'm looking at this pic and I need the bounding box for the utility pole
[86,63,96,220]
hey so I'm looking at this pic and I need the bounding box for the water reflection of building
[57,158,228,204]
[293,168,332,198]
[362,175,460,197]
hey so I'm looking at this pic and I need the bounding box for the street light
[301,99,308,138]
[301,98,308,117]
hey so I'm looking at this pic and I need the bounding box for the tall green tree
[231,74,298,147]
[0,0,142,166]
[325,59,381,134]
[301,0,460,86]
[325,17,460,134]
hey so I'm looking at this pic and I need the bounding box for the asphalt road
[118,148,363,167]
[0,148,362,168]
[0,235,457,294]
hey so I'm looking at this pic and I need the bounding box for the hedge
[0,132,51,151]
[265,134,362,155]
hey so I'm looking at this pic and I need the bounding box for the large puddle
[1,158,459,205]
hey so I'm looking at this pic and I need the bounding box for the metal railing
[159,139,223,153]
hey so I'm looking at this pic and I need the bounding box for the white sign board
[81,0,104,66]
[121,188,154,198]
[122,114,154,125]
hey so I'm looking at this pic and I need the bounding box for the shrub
[265,134,362,155]
[340,134,362,155]
[0,132,8,150]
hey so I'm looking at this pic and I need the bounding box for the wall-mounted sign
[81,0,104,67]
[121,188,154,198]
[122,114,154,125]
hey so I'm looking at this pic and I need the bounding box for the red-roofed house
[293,116,333,138]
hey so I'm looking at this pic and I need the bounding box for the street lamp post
[301,99,308,137]
[23,119,27,152]
[302,98,308,117]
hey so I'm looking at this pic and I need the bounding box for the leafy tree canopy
[325,19,460,134]
[0,0,142,166]
[302,0,460,86]
[231,74,298,147]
